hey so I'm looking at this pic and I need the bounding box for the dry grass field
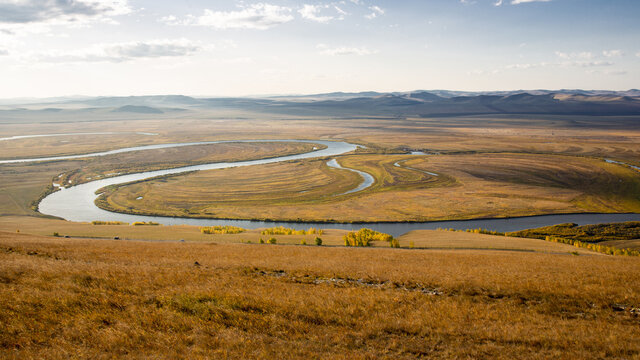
[101,152,640,222]
[61,141,323,185]
[0,141,322,217]
[1,230,639,359]
[0,216,600,254]
[397,230,599,254]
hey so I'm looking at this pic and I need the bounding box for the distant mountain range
[1,90,639,117]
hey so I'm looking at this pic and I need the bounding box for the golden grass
[101,152,640,222]
[1,231,639,358]
[3,116,640,221]
[0,142,321,217]
[67,141,323,185]
[398,230,599,254]
[0,216,608,255]
[0,216,348,245]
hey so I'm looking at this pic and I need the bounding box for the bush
[132,221,160,226]
[343,228,394,247]
[259,238,265,244]
[300,239,307,245]
[53,232,60,237]
[315,237,323,246]
[390,238,400,248]
[267,237,277,244]
[261,226,322,236]
[200,225,245,234]
[92,221,127,225]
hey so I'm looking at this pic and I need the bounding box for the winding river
[4,138,640,237]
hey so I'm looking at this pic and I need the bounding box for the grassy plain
[0,141,322,217]
[397,230,598,254]
[2,230,639,358]
[0,216,598,254]
[101,152,640,222]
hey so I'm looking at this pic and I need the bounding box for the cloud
[33,39,200,63]
[364,5,384,19]
[506,60,613,70]
[0,0,131,27]
[299,4,337,23]
[510,0,552,4]
[555,51,593,60]
[317,44,377,56]
[602,49,623,58]
[0,49,8,56]
[587,69,628,76]
[494,0,551,5]
[162,3,293,30]
[637,52,640,58]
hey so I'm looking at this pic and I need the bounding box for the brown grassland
[0,141,321,217]
[0,216,599,254]
[100,152,640,222]
[1,230,639,359]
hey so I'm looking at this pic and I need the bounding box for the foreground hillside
[1,231,639,359]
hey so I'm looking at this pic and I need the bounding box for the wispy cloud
[0,48,8,56]
[0,0,131,29]
[31,39,200,63]
[299,4,340,23]
[555,51,593,60]
[317,44,377,56]
[506,60,613,69]
[602,49,623,58]
[510,0,552,4]
[161,3,293,30]
[364,6,384,19]
[495,0,552,5]
[587,69,628,76]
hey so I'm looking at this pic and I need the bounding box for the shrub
[343,228,394,247]
[261,226,323,236]
[132,221,160,226]
[315,237,323,246]
[53,232,60,237]
[259,238,265,244]
[300,239,307,245]
[92,221,127,225]
[200,226,245,234]
[267,237,277,244]
[390,238,400,248]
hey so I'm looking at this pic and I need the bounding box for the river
[5,138,636,237]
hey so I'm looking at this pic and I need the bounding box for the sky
[0,0,638,98]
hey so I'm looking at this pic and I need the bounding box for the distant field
[1,114,640,224]
[1,231,639,358]
[0,141,322,217]
[101,152,640,222]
